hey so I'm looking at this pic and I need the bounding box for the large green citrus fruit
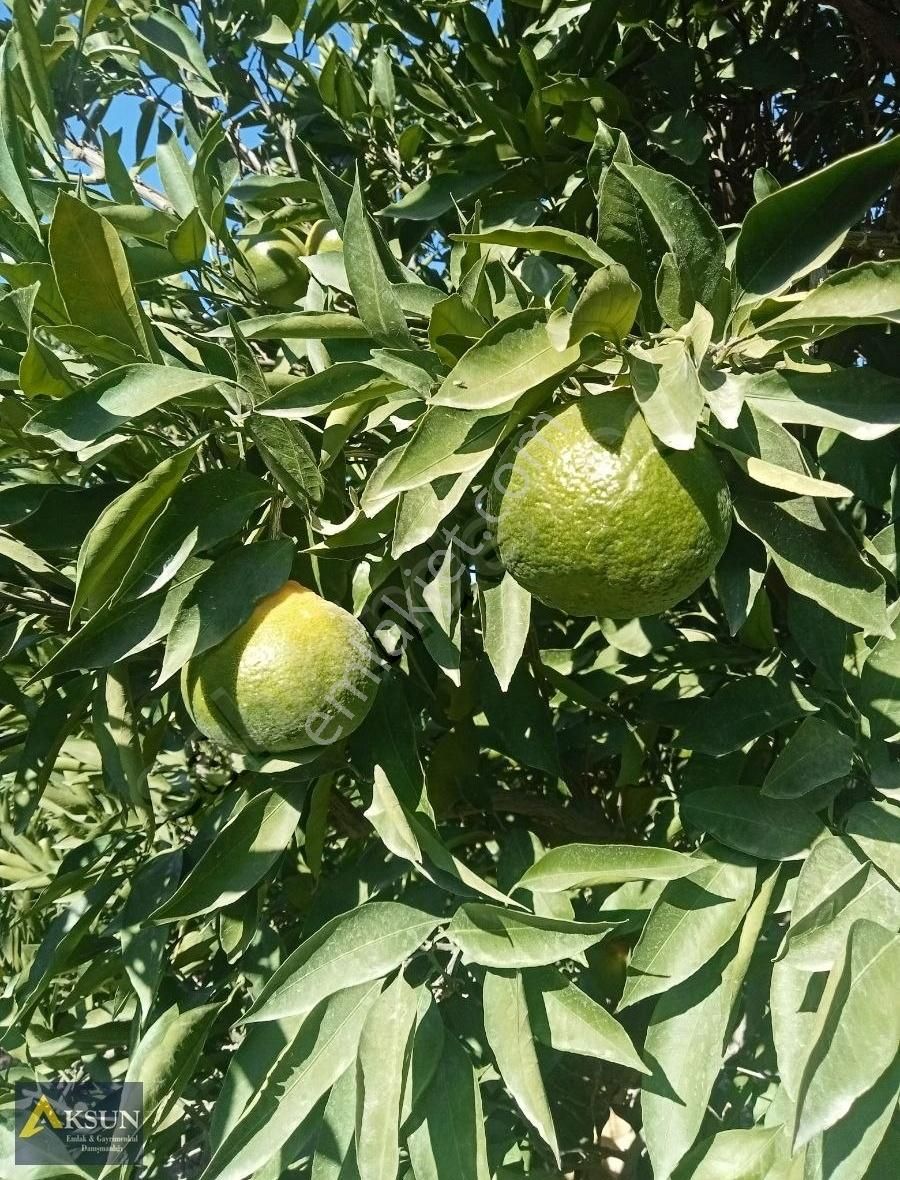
[241,230,309,307]
[182,582,379,753]
[490,393,732,618]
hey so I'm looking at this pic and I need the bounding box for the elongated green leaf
[25,364,227,451]
[246,902,440,1024]
[483,969,558,1161]
[157,539,294,685]
[794,919,900,1148]
[73,444,198,617]
[344,173,412,348]
[132,10,221,93]
[763,717,855,799]
[355,974,419,1180]
[619,850,757,1009]
[676,675,805,756]
[516,843,699,894]
[124,1002,220,1128]
[681,788,825,860]
[629,338,704,449]
[615,162,725,325]
[844,800,900,884]
[383,170,503,220]
[447,903,618,968]
[405,1034,490,1180]
[123,469,272,599]
[203,983,381,1180]
[525,966,646,1072]
[641,872,776,1179]
[311,1064,358,1180]
[431,309,581,411]
[152,786,305,920]
[761,260,900,338]
[221,312,371,341]
[249,414,324,507]
[49,192,151,357]
[786,837,897,972]
[451,225,613,267]
[736,496,890,636]
[673,1126,787,1180]
[480,572,531,692]
[735,138,900,298]
[0,41,40,236]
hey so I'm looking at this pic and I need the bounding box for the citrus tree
[1,2,899,1178]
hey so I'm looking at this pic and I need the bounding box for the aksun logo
[14,1081,143,1166]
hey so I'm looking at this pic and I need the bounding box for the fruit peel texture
[182,582,379,753]
[491,393,732,618]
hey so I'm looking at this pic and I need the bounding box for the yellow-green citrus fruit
[181,582,379,753]
[490,393,732,618]
[241,230,308,307]
[305,218,343,254]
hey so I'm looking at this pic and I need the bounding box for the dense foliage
[0,2,899,1178]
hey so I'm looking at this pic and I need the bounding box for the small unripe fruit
[241,230,309,307]
[305,219,343,254]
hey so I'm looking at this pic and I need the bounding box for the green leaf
[405,1034,490,1180]
[245,902,441,1024]
[676,675,805,756]
[131,10,222,94]
[641,872,776,1179]
[49,192,152,358]
[311,1065,358,1180]
[12,0,57,158]
[713,404,851,499]
[124,1002,220,1130]
[516,843,699,893]
[619,850,757,1009]
[344,172,413,348]
[383,169,503,220]
[762,260,900,344]
[249,414,324,507]
[735,138,900,298]
[223,311,371,341]
[597,135,666,331]
[614,162,725,326]
[0,41,40,236]
[203,983,381,1180]
[525,966,647,1072]
[628,338,704,449]
[762,717,855,799]
[451,225,614,267]
[34,558,209,678]
[844,800,900,884]
[681,788,825,860]
[122,469,272,599]
[672,1127,787,1180]
[431,309,581,410]
[479,572,531,692]
[568,263,641,344]
[156,539,294,685]
[446,903,619,968]
[151,785,306,920]
[735,496,890,636]
[355,974,419,1180]
[72,444,198,617]
[24,364,227,451]
[794,919,900,1148]
[260,362,395,419]
[785,836,898,972]
[483,969,559,1161]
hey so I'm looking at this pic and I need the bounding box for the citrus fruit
[241,230,308,307]
[181,582,379,753]
[305,218,343,254]
[489,393,731,618]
